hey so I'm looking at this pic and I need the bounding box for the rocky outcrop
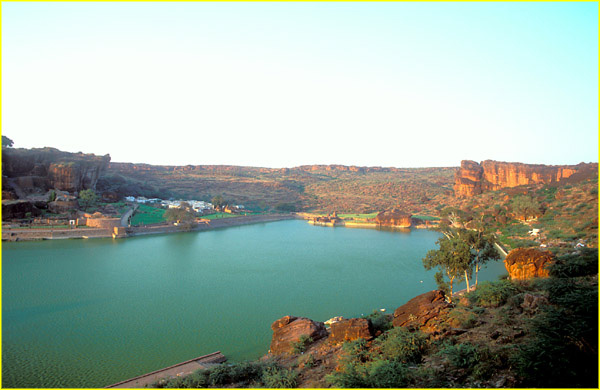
[270,316,328,355]
[375,208,412,228]
[392,290,450,332]
[329,318,374,344]
[2,200,42,220]
[504,248,554,280]
[2,147,110,195]
[453,160,484,197]
[453,160,591,198]
[48,200,80,214]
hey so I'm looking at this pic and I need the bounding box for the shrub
[441,342,480,369]
[448,307,477,329]
[367,359,410,388]
[291,334,313,354]
[374,327,428,364]
[261,366,298,388]
[548,248,598,278]
[467,280,519,307]
[150,361,275,388]
[362,310,392,333]
[513,251,598,387]
[327,359,410,388]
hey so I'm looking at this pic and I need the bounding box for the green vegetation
[201,212,240,220]
[362,310,392,333]
[467,280,518,307]
[164,207,196,224]
[130,204,166,225]
[321,250,598,388]
[326,328,427,388]
[78,189,99,211]
[150,361,297,388]
[412,215,441,221]
[2,135,14,147]
[274,202,298,212]
[291,334,313,354]
[422,234,472,300]
[513,248,598,387]
[338,212,379,219]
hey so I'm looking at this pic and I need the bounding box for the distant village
[124,196,245,214]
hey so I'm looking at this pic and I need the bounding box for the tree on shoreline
[425,220,500,299]
[164,207,195,224]
[422,235,472,302]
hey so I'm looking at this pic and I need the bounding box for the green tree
[460,216,501,287]
[211,195,225,209]
[79,189,99,211]
[422,235,472,302]
[2,136,14,147]
[511,195,541,221]
[164,208,196,223]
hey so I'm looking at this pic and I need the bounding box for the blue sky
[2,2,597,168]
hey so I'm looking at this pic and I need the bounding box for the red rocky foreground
[269,290,450,355]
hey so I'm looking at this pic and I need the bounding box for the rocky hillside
[100,163,456,213]
[453,160,596,198]
[2,147,110,197]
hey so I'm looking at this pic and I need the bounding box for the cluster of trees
[164,202,196,223]
[423,221,500,302]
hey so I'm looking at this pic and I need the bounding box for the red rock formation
[504,248,554,280]
[375,208,412,227]
[453,160,484,197]
[454,160,590,198]
[269,316,328,355]
[392,290,450,332]
[329,318,373,344]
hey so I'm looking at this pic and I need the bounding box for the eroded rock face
[329,318,373,344]
[453,160,591,198]
[270,316,328,355]
[2,200,41,220]
[392,290,450,332]
[375,208,412,227]
[2,147,110,195]
[504,248,554,280]
[48,200,79,214]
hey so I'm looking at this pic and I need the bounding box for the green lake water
[2,219,507,388]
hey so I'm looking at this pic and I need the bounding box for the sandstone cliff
[453,160,596,197]
[2,147,110,195]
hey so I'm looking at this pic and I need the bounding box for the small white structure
[528,228,540,237]
[125,196,135,202]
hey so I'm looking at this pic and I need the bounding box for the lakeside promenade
[2,214,295,242]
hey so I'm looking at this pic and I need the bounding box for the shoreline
[2,214,296,242]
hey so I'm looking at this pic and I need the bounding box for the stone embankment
[2,214,294,242]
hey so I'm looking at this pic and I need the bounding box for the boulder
[329,318,373,344]
[504,248,554,280]
[270,316,328,355]
[1,200,41,220]
[392,290,450,331]
[375,208,412,228]
[48,200,79,214]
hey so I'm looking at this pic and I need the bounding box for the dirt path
[120,204,139,227]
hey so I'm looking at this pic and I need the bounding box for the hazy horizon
[3,2,598,168]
